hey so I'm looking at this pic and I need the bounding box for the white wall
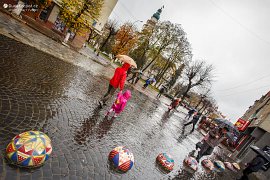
[94,0,118,32]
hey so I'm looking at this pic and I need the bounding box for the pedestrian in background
[134,70,142,84]
[183,112,201,133]
[99,63,130,107]
[195,126,229,162]
[198,115,207,129]
[157,85,167,98]
[143,77,155,89]
[127,69,138,84]
[168,98,181,112]
[126,67,133,78]
[185,108,196,119]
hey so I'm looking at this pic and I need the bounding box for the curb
[78,52,111,67]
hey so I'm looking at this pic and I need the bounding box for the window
[39,5,53,21]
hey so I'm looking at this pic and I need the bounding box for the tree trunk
[181,84,192,99]
[87,29,93,42]
[195,98,203,109]
[70,2,88,29]
[201,103,210,114]
[142,47,163,72]
[155,60,171,85]
[99,33,112,51]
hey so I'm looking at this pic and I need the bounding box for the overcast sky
[109,0,270,123]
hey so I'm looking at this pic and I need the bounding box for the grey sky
[109,0,270,123]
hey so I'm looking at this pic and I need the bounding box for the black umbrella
[250,145,270,162]
[225,132,237,143]
[213,119,239,134]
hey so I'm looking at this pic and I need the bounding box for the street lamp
[131,20,143,28]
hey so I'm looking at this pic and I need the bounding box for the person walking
[157,86,167,98]
[126,67,133,78]
[195,126,229,162]
[168,98,181,112]
[183,112,201,133]
[99,63,130,107]
[185,109,196,119]
[143,77,155,89]
[127,69,138,84]
[238,155,266,180]
[134,70,142,84]
[106,90,131,118]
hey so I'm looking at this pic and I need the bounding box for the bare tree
[195,88,211,109]
[200,96,217,114]
[176,60,214,99]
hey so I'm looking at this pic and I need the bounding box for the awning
[242,126,255,135]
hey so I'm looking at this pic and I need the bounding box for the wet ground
[0,35,240,179]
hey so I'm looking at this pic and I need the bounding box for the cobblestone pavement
[0,34,242,180]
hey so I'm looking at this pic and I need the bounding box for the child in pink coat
[106,90,131,118]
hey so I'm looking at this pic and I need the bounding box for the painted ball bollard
[214,160,226,172]
[183,156,198,171]
[156,153,174,171]
[6,131,52,167]
[109,146,134,172]
[201,159,215,171]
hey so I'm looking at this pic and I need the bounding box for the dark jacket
[247,156,266,172]
[192,114,201,123]
[188,109,196,115]
[159,87,166,93]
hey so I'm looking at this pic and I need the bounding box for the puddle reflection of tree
[74,106,101,145]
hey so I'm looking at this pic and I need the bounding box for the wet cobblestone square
[0,35,239,179]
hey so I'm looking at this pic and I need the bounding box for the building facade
[1,0,118,48]
[233,91,270,178]
[95,0,118,32]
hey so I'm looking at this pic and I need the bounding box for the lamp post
[130,20,143,29]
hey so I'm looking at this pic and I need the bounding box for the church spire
[152,6,164,21]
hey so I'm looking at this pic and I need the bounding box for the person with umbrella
[213,118,239,135]
[195,126,229,162]
[99,55,137,107]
